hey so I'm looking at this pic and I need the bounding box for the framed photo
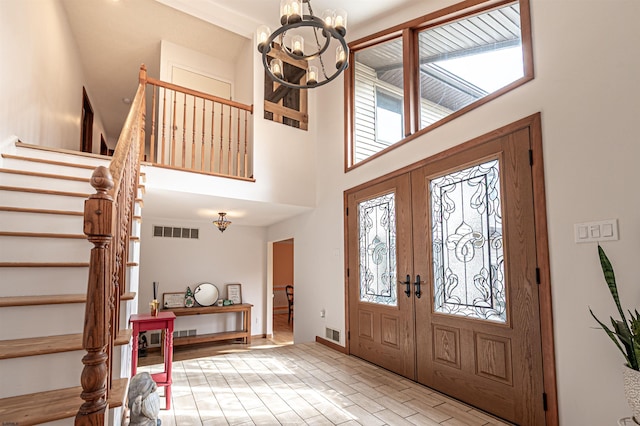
[226,283,242,304]
[162,292,185,309]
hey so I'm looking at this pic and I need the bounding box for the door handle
[414,274,422,299]
[402,274,411,297]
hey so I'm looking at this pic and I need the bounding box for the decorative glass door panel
[430,159,506,323]
[358,192,397,306]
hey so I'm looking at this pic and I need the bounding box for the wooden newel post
[76,166,115,426]
[139,64,147,85]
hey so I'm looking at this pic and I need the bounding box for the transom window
[347,0,533,169]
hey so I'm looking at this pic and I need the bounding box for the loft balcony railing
[141,70,254,180]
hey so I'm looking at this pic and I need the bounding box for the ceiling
[60,0,426,226]
[61,0,429,142]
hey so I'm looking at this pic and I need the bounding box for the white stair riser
[14,147,110,168]
[0,211,83,234]
[0,190,86,211]
[0,267,89,296]
[0,351,84,399]
[1,157,95,178]
[0,173,92,194]
[0,237,91,262]
[0,304,85,339]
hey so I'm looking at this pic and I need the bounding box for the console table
[130,311,176,410]
[163,303,253,346]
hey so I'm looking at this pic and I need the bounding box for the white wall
[160,40,236,96]
[270,0,640,425]
[0,0,106,152]
[138,217,267,336]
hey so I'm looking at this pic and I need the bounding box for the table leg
[245,307,251,344]
[131,325,139,376]
[165,320,174,410]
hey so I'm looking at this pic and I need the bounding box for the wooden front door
[412,126,545,424]
[346,174,416,378]
[346,120,547,425]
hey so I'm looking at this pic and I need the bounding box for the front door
[346,121,547,425]
[346,174,416,378]
[412,127,545,424]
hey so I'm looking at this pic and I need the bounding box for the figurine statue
[128,372,161,426]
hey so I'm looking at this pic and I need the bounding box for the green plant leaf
[590,309,633,367]
[598,245,627,324]
[594,245,639,370]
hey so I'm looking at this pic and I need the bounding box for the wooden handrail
[145,76,253,113]
[75,65,145,426]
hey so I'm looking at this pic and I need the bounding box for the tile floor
[139,342,512,426]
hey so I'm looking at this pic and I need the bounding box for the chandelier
[213,212,232,233]
[256,0,348,89]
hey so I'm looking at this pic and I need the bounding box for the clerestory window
[347,0,533,169]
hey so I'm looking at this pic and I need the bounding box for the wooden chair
[285,285,294,323]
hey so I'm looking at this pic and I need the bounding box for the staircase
[0,142,141,425]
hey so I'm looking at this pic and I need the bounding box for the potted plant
[590,245,640,423]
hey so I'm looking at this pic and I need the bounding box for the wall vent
[149,332,161,347]
[153,225,199,239]
[325,327,340,343]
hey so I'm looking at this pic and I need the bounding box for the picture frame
[162,292,185,309]
[226,283,242,304]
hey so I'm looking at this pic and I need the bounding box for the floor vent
[325,327,340,343]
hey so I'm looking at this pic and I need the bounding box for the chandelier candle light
[257,0,348,89]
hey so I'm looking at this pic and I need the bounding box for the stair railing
[75,65,146,425]
[141,74,254,180]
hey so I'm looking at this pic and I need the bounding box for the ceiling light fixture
[256,0,348,89]
[213,212,232,233]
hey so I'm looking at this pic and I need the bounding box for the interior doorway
[81,87,93,153]
[272,238,294,344]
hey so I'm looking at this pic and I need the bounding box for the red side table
[130,311,176,409]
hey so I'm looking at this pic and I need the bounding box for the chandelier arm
[259,1,349,90]
[269,16,332,62]
[262,31,349,89]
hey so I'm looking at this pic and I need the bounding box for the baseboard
[315,336,348,354]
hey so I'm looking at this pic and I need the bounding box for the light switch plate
[574,219,618,243]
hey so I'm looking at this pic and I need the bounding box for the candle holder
[150,299,159,316]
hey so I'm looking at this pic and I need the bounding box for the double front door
[346,123,546,425]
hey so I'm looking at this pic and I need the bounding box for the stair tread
[0,231,86,239]
[1,153,99,170]
[0,206,83,216]
[0,377,127,425]
[0,261,138,267]
[0,292,136,307]
[0,262,89,268]
[0,329,133,359]
[0,167,91,182]
[0,185,89,198]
